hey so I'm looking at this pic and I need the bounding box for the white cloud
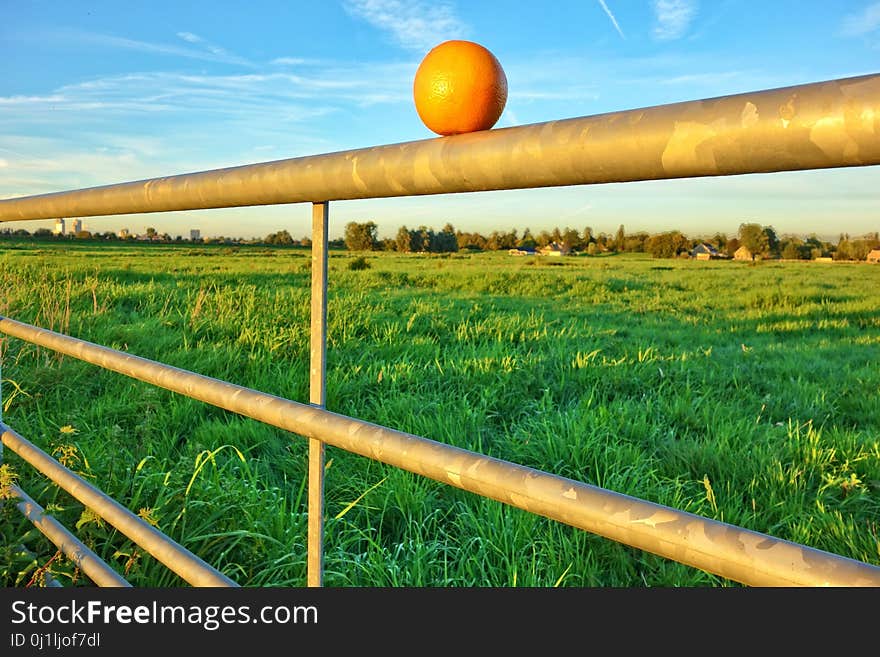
[177,31,203,43]
[652,0,698,41]
[272,57,313,66]
[0,56,418,199]
[0,95,65,105]
[0,62,413,126]
[175,30,242,60]
[840,2,880,37]
[47,28,255,67]
[597,1,625,39]
[343,0,468,51]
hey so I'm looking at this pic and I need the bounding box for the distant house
[508,247,537,256]
[691,243,722,260]
[733,245,755,261]
[538,242,570,257]
[867,248,880,263]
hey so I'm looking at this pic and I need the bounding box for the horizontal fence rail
[2,316,879,587]
[2,73,879,588]
[0,421,238,587]
[0,73,878,222]
[8,484,131,587]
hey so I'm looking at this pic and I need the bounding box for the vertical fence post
[307,201,329,587]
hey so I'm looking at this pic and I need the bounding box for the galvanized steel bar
[0,421,238,587]
[0,73,878,222]
[2,317,879,587]
[9,483,131,587]
[307,201,329,587]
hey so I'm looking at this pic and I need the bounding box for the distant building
[867,248,880,263]
[508,247,537,256]
[53,218,66,235]
[70,218,82,235]
[733,246,755,261]
[190,229,201,241]
[538,242,570,256]
[118,228,130,239]
[691,243,723,260]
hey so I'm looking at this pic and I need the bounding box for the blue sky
[1,0,879,241]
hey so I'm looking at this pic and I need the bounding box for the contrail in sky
[597,0,625,39]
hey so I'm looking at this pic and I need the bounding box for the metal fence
[1,72,880,587]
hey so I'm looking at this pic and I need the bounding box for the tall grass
[1,242,878,587]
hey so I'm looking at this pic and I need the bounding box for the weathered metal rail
[1,422,237,587]
[8,484,131,587]
[0,73,877,222]
[1,72,879,587]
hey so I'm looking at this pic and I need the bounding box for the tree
[456,231,486,251]
[435,223,458,252]
[415,225,434,252]
[396,225,413,252]
[781,239,806,260]
[486,229,517,251]
[623,232,650,253]
[344,221,378,251]
[645,231,690,258]
[614,224,626,251]
[725,238,741,258]
[265,230,294,245]
[562,227,581,252]
[738,223,769,257]
[763,226,779,255]
[710,232,727,250]
[145,227,157,239]
[518,228,537,249]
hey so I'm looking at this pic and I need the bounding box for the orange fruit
[413,40,508,136]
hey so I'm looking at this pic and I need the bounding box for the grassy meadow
[1,240,878,587]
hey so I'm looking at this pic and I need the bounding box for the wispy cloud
[272,57,318,67]
[0,55,419,198]
[652,0,698,41]
[597,1,625,39]
[176,31,201,44]
[343,0,468,52]
[44,28,256,67]
[839,2,880,37]
[175,30,247,62]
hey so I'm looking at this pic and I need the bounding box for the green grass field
[1,240,878,587]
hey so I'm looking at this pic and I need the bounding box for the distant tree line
[342,221,639,254]
[3,222,878,261]
[337,220,880,261]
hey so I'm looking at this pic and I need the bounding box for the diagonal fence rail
[1,72,879,587]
